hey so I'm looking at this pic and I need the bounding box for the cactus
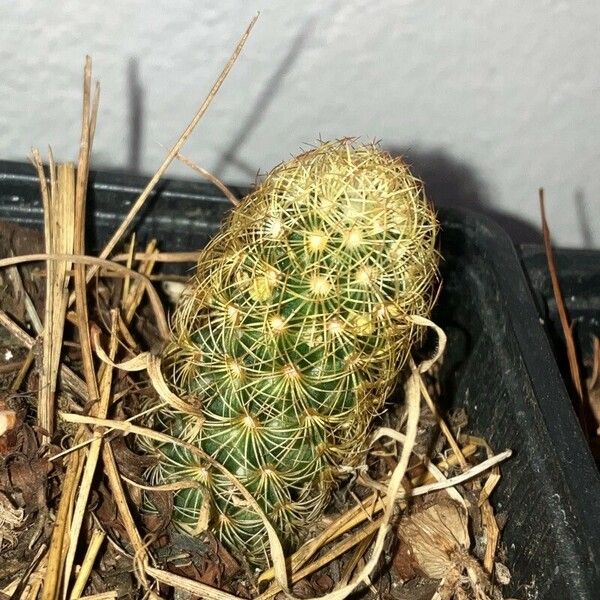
[143,141,439,565]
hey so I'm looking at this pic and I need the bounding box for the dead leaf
[396,500,470,580]
[7,455,52,511]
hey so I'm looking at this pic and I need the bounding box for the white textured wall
[1,0,599,246]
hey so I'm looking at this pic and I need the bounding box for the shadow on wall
[112,56,543,246]
[387,146,543,245]
[213,10,321,179]
[127,58,144,175]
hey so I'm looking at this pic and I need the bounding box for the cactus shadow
[386,146,542,245]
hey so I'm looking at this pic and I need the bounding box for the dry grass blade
[123,240,158,324]
[338,531,377,586]
[480,498,500,573]
[418,377,466,468]
[540,189,587,428]
[60,59,102,598]
[10,347,35,392]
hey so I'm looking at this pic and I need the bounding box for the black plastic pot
[520,248,600,483]
[1,160,599,598]
[521,245,600,389]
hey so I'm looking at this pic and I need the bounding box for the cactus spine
[144,141,439,565]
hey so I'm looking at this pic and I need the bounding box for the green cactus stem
[143,140,439,565]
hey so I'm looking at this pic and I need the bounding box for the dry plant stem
[338,532,377,586]
[78,15,257,290]
[34,158,76,438]
[418,377,467,468]
[62,312,118,599]
[10,347,35,392]
[123,235,136,303]
[111,251,201,263]
[42,444,85,600]
[470,437,502,573]
[117,312,140,351]
[26,577,44,600]
[480,498,499,573]
[176,151,239,205]
[68,529,106,600]
[0,307,87,399]
[74,56,101,405]
[539,189,587,427]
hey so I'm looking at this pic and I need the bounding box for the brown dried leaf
[95,482,132,541]
[311,573,334,594]
[206,535,240,579]
[7,455,52,511]
[393,539,421,582]
[396,500,469,580]
[142,488,173,535]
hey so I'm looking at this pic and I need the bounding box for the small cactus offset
[144,141,439,565]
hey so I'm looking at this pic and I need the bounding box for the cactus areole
[144,141,439,565]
